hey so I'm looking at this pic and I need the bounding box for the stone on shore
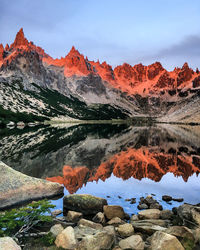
[150,231,184,250]
[0,162,64,209]
[66,210,83,223]
[92,212,106,225]
[55,226,77,249]
[78,218,103,230]
[119,235,145,250]
[138,209,161,220]
[177,203,200,226]
[117,223,134,237]
[131,220,167,235]
[50,224,64,237]
[0,237,21,250]
[107,217,125,226]
[103,205,125,219]
[63,194,107,215]
[77,231,115,250]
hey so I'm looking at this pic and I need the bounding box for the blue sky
[0,0,200,70]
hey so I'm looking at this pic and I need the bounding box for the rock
[78,218,103,230]
[130,214,139,222]
[165,226,195,249]
[92,212,106,225]
[149,203,163,210]
[160,210,173,220]
[50,224,64,237]
[124,213,130,220]
[103,205,125,219]
[131,220,167,235]
[77,231,115,250]
[130,198,136,204]
[0,237,21,250]
[51,209,62,217]
[162,195,172,202]
[177,204,200,226]
[119,235,145,250]
[103,225,116,236]
[138,209,161,220]
[66,210,82,223]
[137,203,148,210]
[63,194,107,215]
[172,198,184,202]
[192,227,200,243]
[117,223,134,237]
[107,217,125,226]
[74,225,101,240]
[150,231,184,250]
[0,162,64,209]
[55,226,77,249]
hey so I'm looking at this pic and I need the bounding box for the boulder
[92,212,106,225]
[138,209,161,220]
[78,218,103,230]
[177,204,200,226]
[63,194,107,215]
[150,203,163,210]
[66,210,82,223]
[117,223,134,237]
[74,225,101,241]
[51,209,62,217]
[50,224,64,237]
[119,235,145,250]
[0,237,21,250]
[55,226,77,249]
[77,231,115,250]
[130,214,139,222]
[0,162,64,209]
[107,217,125,226]
[162,195,172,202]
[138,203,148,210]
[150,231,184,250]
[160,210,173,220]
[103,205,125,219]
[131,220,167,235]
[165,226,195,249]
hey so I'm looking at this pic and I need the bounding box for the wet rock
[103,205,125,219]
[77,231,115,250]
[55,226,77,249]
[138,209,161,220]
[51,209,62,217]
[130,214,139,222]
[149,203,163,210]
[124,213,130,220]
[162,195,172,202]
[66,210,82,223]
[0,237,21,250]
[118,196,122,199]
[50,224,64,237]
[130,198,136,204]
[165,226,195,249]
[107,217,125,226]
[160,210,173,220]
[0,162,64,209]
[92,212,106,225]
[138,203,148,210]
[63,194,107,215]
[172,198,184,202]
[150,231,184,250]
[78,218,103,230]
[117,223,134,237]
[119,235,145,250]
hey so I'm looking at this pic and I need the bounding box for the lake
[0,123,200,215]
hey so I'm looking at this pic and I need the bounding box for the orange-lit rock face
[147,62,164,80]
[177,62,194,87]
[10,28,29,49]
[0,44,4,62]
[47,148,200,194]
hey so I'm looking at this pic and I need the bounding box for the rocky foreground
[0,162,64,209]
[1,194,200,249]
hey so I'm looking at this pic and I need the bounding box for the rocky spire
[5,44,9,51]
[10,28,29,48]
[0,43,4,61]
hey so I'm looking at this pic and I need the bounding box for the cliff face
[0,28,200,122]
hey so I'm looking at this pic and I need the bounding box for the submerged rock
[0,162,64,209]
[63,194,107,215]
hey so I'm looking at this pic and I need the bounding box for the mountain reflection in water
[1,123,200,205]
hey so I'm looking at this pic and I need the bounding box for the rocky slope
[0,28,200,123]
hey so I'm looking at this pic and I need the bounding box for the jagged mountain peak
[10,27,29,49]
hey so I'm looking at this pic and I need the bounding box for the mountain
[0,28,200,124]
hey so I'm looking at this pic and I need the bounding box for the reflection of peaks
[47,148,200,193]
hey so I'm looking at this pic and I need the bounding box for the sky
[0,0,200,70]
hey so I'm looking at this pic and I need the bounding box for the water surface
[0,123,200,215]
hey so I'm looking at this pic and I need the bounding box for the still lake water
[0,123,200,215]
